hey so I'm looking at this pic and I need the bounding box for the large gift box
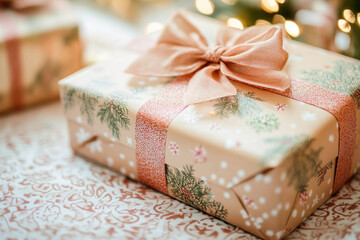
[0,0,83,113]
[59,11,360,240]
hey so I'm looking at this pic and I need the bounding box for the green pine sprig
[285,138,323,193]
[79,92,98,125]
[246,113,279,133]
[166,165,228,220]
[97,99,130,140]
[62,88,76,110]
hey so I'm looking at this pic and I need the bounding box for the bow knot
[126,11,290,105]
[203,46,224,63]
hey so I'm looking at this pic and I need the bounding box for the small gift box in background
[59,11,360,240]
[0,0,83,113]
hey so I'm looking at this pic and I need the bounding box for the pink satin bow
[126,11,290,105]
[0,0,47,9]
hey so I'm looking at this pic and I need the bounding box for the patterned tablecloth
[1,102,360,240]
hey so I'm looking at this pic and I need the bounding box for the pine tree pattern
[97,100,130,140]
[302,60,360,108]
[63,88,76,110]
[61,88,130,139]
[262,135,305,164]
[27,61,61,93]
[285,138,323,193]
[246,113,279,133]
[316,161,333,186]
[214,90,279,133]
[78,92,99,125]
[166,165,228,220]
[214,90,263,119]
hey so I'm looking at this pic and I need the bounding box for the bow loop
[126,11,290,105]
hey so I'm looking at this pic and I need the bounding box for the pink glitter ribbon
[269,79,356,193]
[135,76,189,194]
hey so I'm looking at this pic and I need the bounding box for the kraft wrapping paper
[59,13,360,240]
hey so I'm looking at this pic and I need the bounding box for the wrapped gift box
[59,12,360,240]
[0,0,83,113]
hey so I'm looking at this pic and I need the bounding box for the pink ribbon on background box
[126,11,356,195]
[0,0,48,110]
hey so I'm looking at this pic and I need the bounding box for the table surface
[1,102,360,240]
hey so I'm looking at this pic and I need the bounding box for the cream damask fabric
[0,102,359,240]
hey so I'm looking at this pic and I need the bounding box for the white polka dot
[307,204,309,210]
[201,176,207,184]
[107,157,114,166]
[266,230,274,237]
[336,122,339,129]
[309,189,313,197]
[280,172,286,181]
[259,197,266,204]
[276,230,285,239]
[256,217,263,223]
[271,209,278,216]
[244,184,251,192]
[226,183,233,188]
[240,209,248,219]
[262,213,269,219]
[292,210,297,218]
[255,174,263,182]
[237,170,245,178]
[219,178,225,185]
[285,202,290,210]
[129,173,135,179]
[275,186,282,194]
[224,192,231,199]
[119,153,125,159]
[104,132,108,137]
[109,144,114,148]
[120,167,127,174]
[329,134,334,142]
[211,173,217,180]
[301,210,305,218]
[220,161,228,169]
[263,176,272,184]
[111,137,116,142]
[129,161,135,167]
[277,203,282,210]
[329,189,332,194]
[232,177,240,184]
[327,178,331,184]
[245,221,251,226]
[290,123,297,129]
[321,193,325,199]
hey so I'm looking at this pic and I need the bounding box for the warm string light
[221,0,236,5]
[275,0,285,3]
[226,17,244,29]
[255,19,271,26]
[357,13,360,25]
[284,20,300,37]
[343,9,355,23]
[145,22,164,34]
[338,19,351,33]
[260,0,279,13]
[195,0,214,15]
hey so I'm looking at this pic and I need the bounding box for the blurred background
[71,0,360,63]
